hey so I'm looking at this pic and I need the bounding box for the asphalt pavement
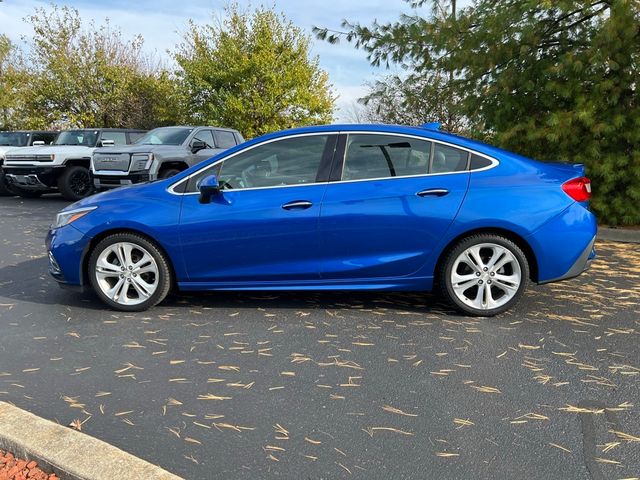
[0,195,638,479]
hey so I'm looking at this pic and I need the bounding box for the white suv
[3,128,144,200]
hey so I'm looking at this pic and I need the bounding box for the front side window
[192,130,215,149]
[186,135,329,192]
[100,131,128,145]
[342,134,432,181]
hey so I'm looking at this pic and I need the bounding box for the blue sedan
[46,124,596,316]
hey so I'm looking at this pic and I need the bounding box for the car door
[178,133,337,284]
[318,133,470,280]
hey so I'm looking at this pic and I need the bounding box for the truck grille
[93,153,130,171]
[5,154,54,163]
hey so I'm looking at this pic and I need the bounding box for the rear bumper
[526,202,597,284]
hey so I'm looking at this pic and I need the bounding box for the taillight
[562,177,591,202]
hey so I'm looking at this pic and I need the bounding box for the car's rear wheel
[58,165,93,201]
[88,233,172,311]
[0,173,13,196]
[439,234,529,316]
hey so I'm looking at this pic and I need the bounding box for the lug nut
[120,274,124,278]
[483,267,488,272]
[490,272,495,276]
[128,266,133,270]
[121,267,125,271]
[476,272,481,277]
[478,280,483,285]
[127,278,131,283]
[487,280,492,285]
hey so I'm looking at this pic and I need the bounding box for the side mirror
[198,175,220,204]
[32,141,45,146]
[99,139,115,147]
[191,140,207,153]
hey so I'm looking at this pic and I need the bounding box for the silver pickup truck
[91,126,244,190]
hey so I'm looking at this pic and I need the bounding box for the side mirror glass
[198,174,220,204]
[191,140,207,153]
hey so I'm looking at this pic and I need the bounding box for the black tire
[159,168,182,180]
[57,165,93,201]
[438,234,529,317]
[10,186,43,198]
[0,173,13,196]
[88,233,173,312]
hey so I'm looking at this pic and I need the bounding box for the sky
[0,0,425,121]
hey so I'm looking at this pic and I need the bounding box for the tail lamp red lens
[562,177,591,202]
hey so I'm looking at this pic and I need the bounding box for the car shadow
[0,257,451,315]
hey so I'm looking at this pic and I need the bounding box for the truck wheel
[159,168,181,179]
[58,165,93,201]
[0,173,12,196]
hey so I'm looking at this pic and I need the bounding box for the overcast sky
[0,0,432,121]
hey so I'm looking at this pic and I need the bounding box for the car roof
[259,124,521,160]
[149,125,239,132]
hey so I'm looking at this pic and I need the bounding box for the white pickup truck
[0,130,58,196]
[3,128,145,200]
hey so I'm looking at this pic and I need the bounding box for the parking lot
[0,195,638,479]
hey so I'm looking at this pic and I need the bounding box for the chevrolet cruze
[46,124,596,316]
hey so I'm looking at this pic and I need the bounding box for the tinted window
[185,135,329,192]
[342,134,432,181]
[55,130,99,147]
[31,132,56,145]
[215,130,237,149]
[100,131,128,145]
[128,131,145,144]
[431,144,469,173]
[469,154,493,170]
[193,130,215,149]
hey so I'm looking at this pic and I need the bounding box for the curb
[598,227,640,244]
[0,402,183,480]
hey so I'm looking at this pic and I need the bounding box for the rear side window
[342,134,432,181]
[469,154,493,170]
[101,131,128,145]
[215,130,238,149]
[431,144,469,174]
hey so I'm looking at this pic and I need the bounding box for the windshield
[54,130,99,147]
[0,132,30,147]
[135,127,193,146]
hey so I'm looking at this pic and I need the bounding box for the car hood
[63,180,162,212]
[7,145,94,156]
[0,146,18,158]
[94,144,187,154]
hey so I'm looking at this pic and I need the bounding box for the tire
[88,233,173,312]
[10,186,43,198]
[159,168,181,180]
[57,165,93,201]
[0,173,13,196]
[438,234,529,317]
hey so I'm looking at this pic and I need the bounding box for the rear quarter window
[469,154,494,170]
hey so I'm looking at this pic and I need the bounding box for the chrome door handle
[417,188,449,197]
[282,200,313,210]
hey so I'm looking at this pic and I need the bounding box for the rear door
[318,133,470,280]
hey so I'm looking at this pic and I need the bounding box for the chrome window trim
[168,131,499,196]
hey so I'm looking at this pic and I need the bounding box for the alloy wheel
[450,243,522,311]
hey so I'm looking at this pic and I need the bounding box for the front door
[319,133,470,280]
[179,134,336,284]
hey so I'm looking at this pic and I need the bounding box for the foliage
[0,35,29,130]
[174,5,334,139]
[14,5,181,129]
[316,0,640,225]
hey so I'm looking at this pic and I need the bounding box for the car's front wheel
[439,234,529,316]
[88,233,172,311]
[58,165,93,201]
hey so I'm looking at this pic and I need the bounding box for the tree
[19,5,181,129]
[316,1,640,225]
[174,5,335,139]
[0,35,29,130]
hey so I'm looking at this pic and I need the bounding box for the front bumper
[46,224,90,287]
[3,165,62,190]
[93,171,151,190]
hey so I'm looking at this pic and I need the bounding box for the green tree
[317,0,640,225]
[0,35,29,130]
[20,4,181,129]
[174,5,334,139]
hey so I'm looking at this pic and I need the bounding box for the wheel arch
[64,158,91,168]
[159,161,189,174]
[434,227,539,283]
[80,227,177,288]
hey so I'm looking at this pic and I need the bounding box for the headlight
[52,206,97,229]
[130,153,154,171]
